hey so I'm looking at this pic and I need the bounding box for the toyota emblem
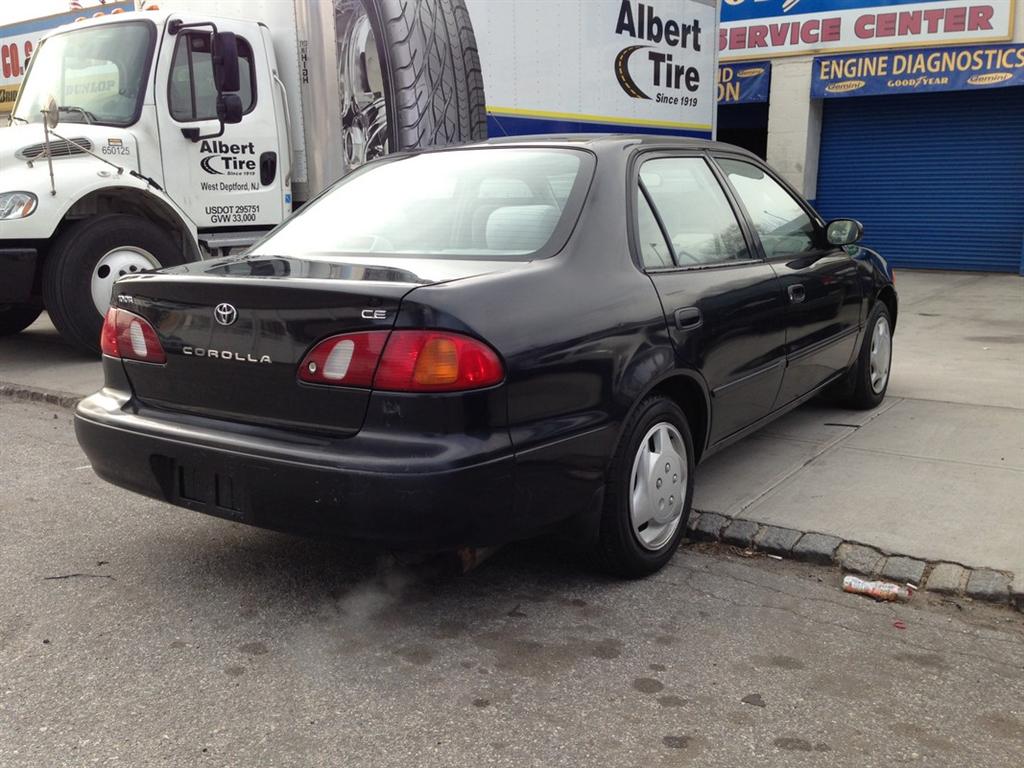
[214,303,238,326]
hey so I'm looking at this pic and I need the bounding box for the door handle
[787,284,806,304]
[674,307,702,330]
[260,151,278,186]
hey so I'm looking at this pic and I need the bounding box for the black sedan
[74,135,896,577]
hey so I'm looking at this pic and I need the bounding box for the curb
[687,510,1022,613]
[0,382,82,410]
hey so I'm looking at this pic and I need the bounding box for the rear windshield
[250,148,593,260]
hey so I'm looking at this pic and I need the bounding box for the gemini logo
[613,0,703,100]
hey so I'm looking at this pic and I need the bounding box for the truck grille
[16,138,94,161]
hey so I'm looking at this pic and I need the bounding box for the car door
[154,16,284,232]
[714,155,863,409]
[636,153,788,444]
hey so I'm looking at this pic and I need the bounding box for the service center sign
[0,1,134,115]
[719,0,1016,61]
[471,0,718,137]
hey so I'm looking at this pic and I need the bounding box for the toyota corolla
[74,135,897,576]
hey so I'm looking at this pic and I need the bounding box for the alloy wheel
[337,0,389,171]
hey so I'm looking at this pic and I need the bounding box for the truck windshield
[250,148,594,260]
[13,21,154,127]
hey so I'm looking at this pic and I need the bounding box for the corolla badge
[214,303,238,326]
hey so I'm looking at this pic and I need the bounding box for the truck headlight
[0,191,38,219]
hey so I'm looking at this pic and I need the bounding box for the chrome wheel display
[336,0,388,170]
[869,314,892,394]
[90,246,160,315]
[629,422,688,551]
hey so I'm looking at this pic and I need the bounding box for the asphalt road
[2,399,1023,768]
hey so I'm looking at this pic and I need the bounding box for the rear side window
[250,148,594,259]
[717,158,817,257]
[169,32,256,121]
[638,157,751,267]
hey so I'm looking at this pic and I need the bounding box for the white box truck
[0,0,717,352]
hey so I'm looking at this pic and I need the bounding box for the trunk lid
[112,254,509,435]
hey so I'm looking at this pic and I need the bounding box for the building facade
[717,0,1024,273]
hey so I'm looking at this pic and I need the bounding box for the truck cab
[0,9,291,351]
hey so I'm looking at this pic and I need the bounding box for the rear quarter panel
[394,148,678,527]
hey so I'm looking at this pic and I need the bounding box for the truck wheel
[336,0,487,170]
[42,214,185,354]
[0,302,43,336]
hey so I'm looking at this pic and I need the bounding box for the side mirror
[43,94,59,129]
[826,218,863,247]
[217,93,243,125]
[212,32,240,93]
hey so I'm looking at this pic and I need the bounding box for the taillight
[298,330,504,392]
[99,307,167,364]
[298,331,389,386]
[374,331,504,392]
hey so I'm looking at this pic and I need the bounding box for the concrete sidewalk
[2,270,1022,604]
[692,271,1023,604]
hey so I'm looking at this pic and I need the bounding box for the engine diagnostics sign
[719,0,1016,61]
[812,42,1024,96]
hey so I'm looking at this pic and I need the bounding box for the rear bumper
[0,248,38,304]
[74,389,522,549]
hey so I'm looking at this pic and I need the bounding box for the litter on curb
[843,575,914,602]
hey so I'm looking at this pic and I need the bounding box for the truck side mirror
[213,32,240,93]
[217,93,243,125]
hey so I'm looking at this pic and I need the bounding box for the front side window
[13,22,154,127]
[638,157,751,267]
[249,148,592,259]
[169,33,255,121]
[717,158,817,257]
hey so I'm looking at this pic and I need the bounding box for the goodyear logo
[736,67,765,78]
[967,72,1014,85]
[825,80,866,93]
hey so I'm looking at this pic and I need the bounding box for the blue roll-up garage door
[815,89,1024,273]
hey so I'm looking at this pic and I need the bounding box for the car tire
[595,396,695,578]
[841,302,893,410]
[0,302,43,336]
[340,0,486,168]
[42,214,185,355]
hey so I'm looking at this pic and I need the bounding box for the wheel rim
[337,0,389,171]
[869,314,892,394]
[629,422,688,551]
[90,246,160,316]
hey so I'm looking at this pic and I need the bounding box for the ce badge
[214,303,238,326]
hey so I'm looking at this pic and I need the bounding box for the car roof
[475,133,759,158]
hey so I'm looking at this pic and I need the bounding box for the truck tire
[338,0,487,168]
[0,302,43,336]
[42,214,185,355]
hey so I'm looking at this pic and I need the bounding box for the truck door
[154,16,284,237]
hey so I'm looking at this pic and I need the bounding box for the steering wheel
[366,235,396,253]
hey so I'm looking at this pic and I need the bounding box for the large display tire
[341,0,487,165]
[42,214,185,355]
